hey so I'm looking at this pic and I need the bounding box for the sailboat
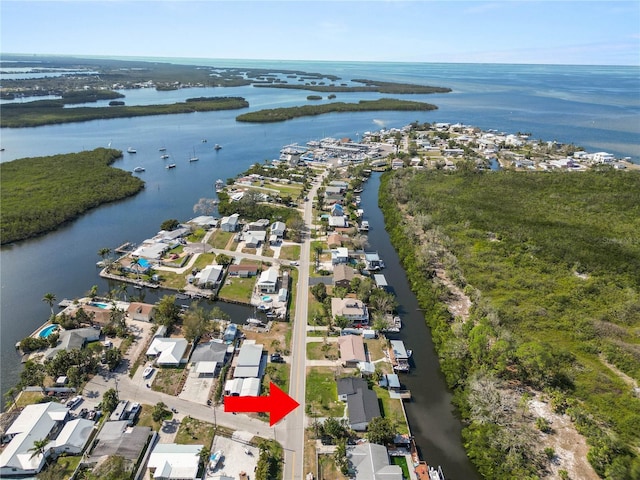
[189,147,199,162]
[214,144,222,151]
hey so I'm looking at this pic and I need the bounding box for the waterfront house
[333,264,355,288]
[331,297,369,326]
[0,402,92,477]
[331,247,349,265]
[346,443,402,480]
[327,233,344,247]
[188,215,218,229]
[330,203,344,217]
[147,443,202,480]
[194,265,224,289]
[146,337,188,366]
[256,268,278,294]
[127,302,155,322]
[338,335,366,367]
[329,216,347,229]
[220,213,240,232]
[228,264,259,278]
[43,327,101,360]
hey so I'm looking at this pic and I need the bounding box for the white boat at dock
[246,318,263,326]
[215,179,225,192]
[359,220,369,231]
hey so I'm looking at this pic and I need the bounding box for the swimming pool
[89,302,109,309]
[261,296,273,302]
[38,324,58,338]
[138,258,150,268]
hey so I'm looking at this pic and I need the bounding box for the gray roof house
[337,377,368,402]
[190,340,228,375]
[233,342,264,378]
[347,387,381,431]
[271,221,286,237]
[347,443,402,480]
[85,420,152,468]
[220,213,240,232]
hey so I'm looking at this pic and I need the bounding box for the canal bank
[359,172,479,480]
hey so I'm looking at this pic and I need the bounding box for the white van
[66,395,82,409]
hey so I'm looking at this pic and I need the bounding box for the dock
[114,241,135,254]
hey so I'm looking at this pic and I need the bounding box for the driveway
[206,434,258,479]
[178,365,213,405]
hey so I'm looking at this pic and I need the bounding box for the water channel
[360,172,479,479]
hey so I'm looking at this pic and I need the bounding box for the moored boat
[127,147,137,153]
[209,450,223,471]
[214,144,222,150]
[166,163,176,169]
[133,166,145,172]
[160,154,169,159]
[215,179,225,192]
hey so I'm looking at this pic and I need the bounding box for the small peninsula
[0,148,144,244]
[235,98,439,123]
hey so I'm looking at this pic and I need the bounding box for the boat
[257,304,271,311]
[166,164,176,169]
[214,144,222,150]
[202,139,208,143]
[133,166,145,172]
[215,179,225,192]
[359,220,369,232]
[160,154,169,159]
[142,366,154,378]
[127,147,137,154]
[209,450,223,471]
[159,147,167,152]
[246,318,263,326]
[189,148,199,162]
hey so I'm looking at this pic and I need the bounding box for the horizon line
[2,52,639,69]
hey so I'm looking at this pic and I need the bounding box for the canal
[359,172,479,479]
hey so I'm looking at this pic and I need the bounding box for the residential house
[47,418,94,456]
[188,215,218,229]
[330,203,344,217]
[147,443,202,480]
[270,221,286,238]
[190,340,228,376]
[223,324,238,343]
[337,377,368,402]
[194,265,224,289]
[109,400,141,426]
[256,268,278,294]
[233,342,264,379]
[0,402,79,476]
[331,247,349,265]
[329,216,347,229]
[338,335,366,367]
[346,443,402,480]
[247,219,270,231]
[327,233,344,248]
[244,230,267,248]
[43,327,101,360]
[127,302,155,322]
[333,264,355,288]
[347,386,381,431]
[228,264,259,278]
[146,337,189,366]
[85,420,152,468]
[331,298,369,326]
[220,213,240,232]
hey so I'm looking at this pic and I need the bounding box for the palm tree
[118,283,128,302]
[130,257,142,282]
[42,293,56,317]
[97,247,111,263]
[28,438,49,466]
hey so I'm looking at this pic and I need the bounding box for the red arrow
[223,382,300,426]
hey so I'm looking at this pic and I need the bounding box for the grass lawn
[263,363,290,398]
[15,390,46,408]
[175,416,216,446]
[192,253,216,270]
[306,340,339,361]
[158,270,188,290]
[317,454,348,480]
[53,455,82,477]
[373,385,409,435]
[279,244,301,261]
[392,455,410,478]
[151,366,186,396]
[208,230,234,249]
[136,403,172,431]
[308,292,329,325]
[306,367,344,418]
[217,276,255,303]
[364,338,388,362]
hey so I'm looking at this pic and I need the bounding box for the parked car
[270,353,284,363]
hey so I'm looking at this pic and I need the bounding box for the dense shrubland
[1,148,144,244]
[379,168,640,479]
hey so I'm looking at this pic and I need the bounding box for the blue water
[89,302,110,309]
[1,58,638,409]
[138,258,150,269]
[38,324,58,338]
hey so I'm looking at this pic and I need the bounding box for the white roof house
[147,443,202,480]
[220,213,240,232]
[48,418,94,456]
[347,443,402,480]
[0,402,69,476]
[240,377,261,397]
[331,247,349,265]
[233,343,264,378]
[257,268,278,293]
[146,337,188,366]
[194,265,223,289]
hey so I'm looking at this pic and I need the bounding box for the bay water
[1,58,638,475]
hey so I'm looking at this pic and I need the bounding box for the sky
[1,1,639,66]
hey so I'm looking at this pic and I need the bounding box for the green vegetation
[236,98,438,123]
[217,275,255,303]
[1,148,144,244]
[305,367,345,418]
[175,416,216,446]
[254,79,452,94]
[380,168,640,479]
[151,366,186,396]
[1,96,249,128]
